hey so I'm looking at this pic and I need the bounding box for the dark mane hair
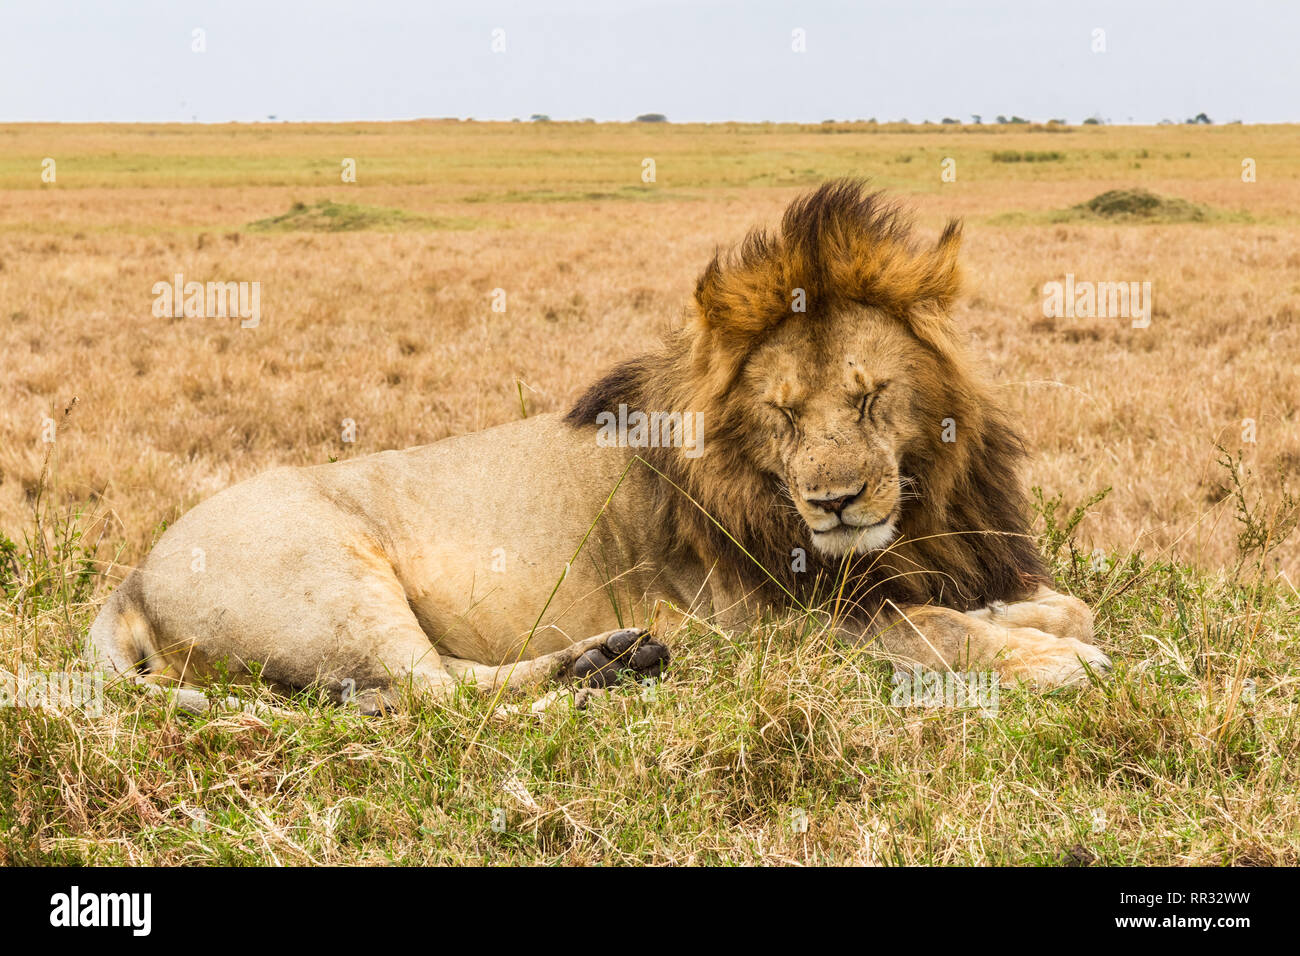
[564,180,1046,617]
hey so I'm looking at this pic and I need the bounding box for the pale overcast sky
[1,0,1295,124]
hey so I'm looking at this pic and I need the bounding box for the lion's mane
[565,180,1047,616]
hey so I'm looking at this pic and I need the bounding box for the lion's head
[568,179,1046,612]
[732,303,944,557]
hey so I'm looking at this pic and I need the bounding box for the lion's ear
[690,249,784,398]
[693,248,788,338]
[693,254,724,330]
[691,255,736,395]
[927,218,963,311]
[890,217,963,313]
[905,219,966,354]
[688,317,749,404]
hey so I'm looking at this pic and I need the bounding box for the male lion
[90,180,1108,714]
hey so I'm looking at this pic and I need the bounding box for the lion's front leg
[864,602,1110,688]
[964,585,1096,645]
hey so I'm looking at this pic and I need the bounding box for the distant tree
[1047,118,1066,125]
[970,114,982,125]
[530,114,551,122]
[1009,115,1028,124]
[941,117,961,124]
[996,115,1009,124]
[1082,116,1102,125]
[635,113,668,123]
[1158,118,1174,125]
[1185,112,1212,124]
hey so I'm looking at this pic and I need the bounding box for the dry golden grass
[2,121,1296,577]
[1,121,1298,866]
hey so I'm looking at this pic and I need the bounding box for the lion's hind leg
[355,627,669,715]
[442,627,670,694]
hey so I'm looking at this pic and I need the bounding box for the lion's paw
[998,629,1111,688]
[567,627,669,688]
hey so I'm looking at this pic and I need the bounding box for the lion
[89,179,1108,714]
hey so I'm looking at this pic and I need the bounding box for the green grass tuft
[1072,187,1209,222]
[247,199,481,233]
[991,150,1066,163]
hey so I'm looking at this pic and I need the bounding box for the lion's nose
[808,488,862,515]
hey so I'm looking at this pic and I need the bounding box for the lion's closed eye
[770,403,798,429]
[856,382,888,423]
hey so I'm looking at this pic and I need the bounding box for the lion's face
[737,306,934,557]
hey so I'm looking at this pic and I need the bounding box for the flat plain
[1,120,1297,864]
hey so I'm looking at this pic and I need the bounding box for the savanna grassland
[1,120,1298,865]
